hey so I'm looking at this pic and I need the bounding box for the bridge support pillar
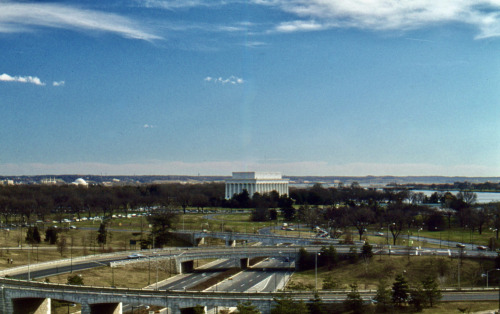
[13,297,50,314]
[89,302,122,314]
[225,239,236,247]
[81,303,91,314]
[196,237,205,246]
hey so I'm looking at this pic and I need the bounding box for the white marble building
[225,172,289,199]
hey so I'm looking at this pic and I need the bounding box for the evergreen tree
[32,226,41,244]
[409,284,426,311]
[235,301,260,314]
[44,226,59,245]
[421,276,442,307]
[297,247,313,270]
[97,223,107,245]
[361,241,373,259]
[320,245,338,270]
[271,296,308,314]
[322,275,340,290]
[67,274,84,285]
[25,226,34,244]
[374,280,392,312]
[392,274,409,307]
[308,292,325,314]
[348,246,359,264]
[343,283,363,313]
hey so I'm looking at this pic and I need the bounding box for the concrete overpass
[170,230,356,247]
[0,244,497,314]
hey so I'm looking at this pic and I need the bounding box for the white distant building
[71,178,88,187]
[225,172,289,199]
[41,178,57,185]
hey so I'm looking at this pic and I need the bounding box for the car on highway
[127,253,145,259]
[456,243,466,248]
[477,245,488,250]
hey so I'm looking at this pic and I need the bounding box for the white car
[127,253,145,259]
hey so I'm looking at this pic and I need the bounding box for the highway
[204,257,294,293]
[158,259,235,291]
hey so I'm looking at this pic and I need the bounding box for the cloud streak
[130,0,500,39]
[204,76,244,85]
[0,73,45,86]
[0,2,160,41]
[262,0,500,38]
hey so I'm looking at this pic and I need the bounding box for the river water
[413,190,500,203]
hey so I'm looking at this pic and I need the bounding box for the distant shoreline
[1,174,500,186]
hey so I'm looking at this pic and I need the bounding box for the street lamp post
[315,252,321,291]
[482,268,500,311]
[156,259,159,290]
[27,244,31,281]
[482,268,500,289]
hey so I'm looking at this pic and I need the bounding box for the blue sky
[1,0,500,176]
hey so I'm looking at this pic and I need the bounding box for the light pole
[148,256,151,285]
[315,252,321,291]
[482,268,500,288]
[27,243,31,281]
[417,228,423,246]
[482,268,500,311]
[156,259,159,290]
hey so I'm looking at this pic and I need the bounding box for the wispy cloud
[242,41,268,48]
[134,0,500,39]
[0,73,45,86]
[0,2,160,41]
[261,0,500,38]
[137,0,233,10]
[274,20,326,33]
[143,124,156,128]
[52,81,65,87]
[204,76,244,85]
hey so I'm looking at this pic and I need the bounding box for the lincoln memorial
[225,172,289,199]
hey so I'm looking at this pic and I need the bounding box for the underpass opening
[89,302,122,314]
[240,258,249,269]
[12,297,52,314]
[180,305,206,314]
[181,260,194,273]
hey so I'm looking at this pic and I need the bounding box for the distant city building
[71,178,88,187]
[225,172,289,199]
[0,179,14,185]
[41,178,57,185]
